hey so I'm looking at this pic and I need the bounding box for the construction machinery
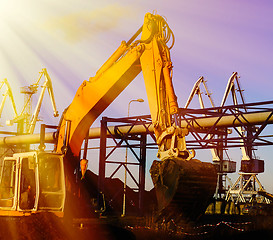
[0,78,18,124]
[0,13,217,221]
[184,77,236,200]
[220,72,264,174]
[222,73,268,205]
[6,68,59,135]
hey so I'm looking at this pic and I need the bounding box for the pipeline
[0,110,272,146]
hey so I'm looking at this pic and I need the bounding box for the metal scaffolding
[97,115,155,215]
[226,173,270,204]
[1,100,273,208]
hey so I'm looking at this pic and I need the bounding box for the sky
[0,0,273,191]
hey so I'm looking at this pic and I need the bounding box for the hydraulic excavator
[0,13,217,221]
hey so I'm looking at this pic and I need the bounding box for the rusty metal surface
[150,158,217,222]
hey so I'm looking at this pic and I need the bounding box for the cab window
[38,155,64,210]
[19,157,36,210]
[0,160,16,207]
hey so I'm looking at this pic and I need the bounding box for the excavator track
[150,158,217,223]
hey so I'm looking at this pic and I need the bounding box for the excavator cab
[0,152,65,216]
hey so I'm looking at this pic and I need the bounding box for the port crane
[222,73,269,204]
[183,72,271,203]
[0,78,18,125]
[184,76,236,200]
[6,68,59,135]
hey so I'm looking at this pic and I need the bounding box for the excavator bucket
[150,158,217,223]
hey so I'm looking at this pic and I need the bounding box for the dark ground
[1,213,273,240]
[1,170,272,239]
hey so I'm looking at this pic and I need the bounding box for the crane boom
[28,68,59,134]
[0,78,18,119]
[185,76,220,162]
[221,72,264,173]
[6,69,59,134]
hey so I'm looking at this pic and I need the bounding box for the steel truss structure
[226,173,270,204]
[97,115,156,215]
[1,101,273,211]
[178,100,273,150]
[94,100,273,211]
[179,100,273,203]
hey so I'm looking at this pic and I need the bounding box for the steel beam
[98,118,107,192]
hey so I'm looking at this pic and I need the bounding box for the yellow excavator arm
[56,38,143,155]
[56,13,193,162]
[55,13,217,222]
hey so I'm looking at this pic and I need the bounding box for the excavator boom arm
[56,41,143,155]
[56,13,181,159]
